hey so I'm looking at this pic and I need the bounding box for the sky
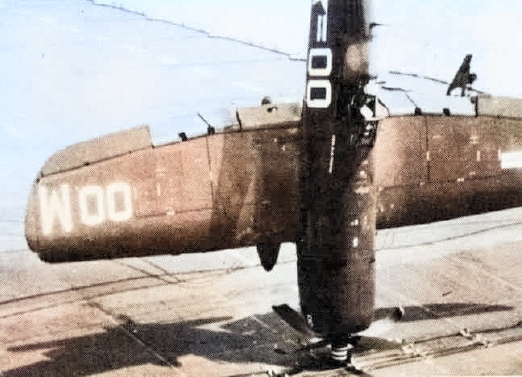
[91,0,522,96]
[1,0,522,219]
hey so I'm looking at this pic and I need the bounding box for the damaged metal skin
[298,0,376,342]
[23,0,522,365]
[24,104,522,264]
[25,110,301,263]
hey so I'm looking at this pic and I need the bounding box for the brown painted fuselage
[25,100,522,263]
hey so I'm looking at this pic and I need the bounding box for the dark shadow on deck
[5,302,513,376]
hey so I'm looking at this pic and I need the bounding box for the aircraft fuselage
[25,106,522,263]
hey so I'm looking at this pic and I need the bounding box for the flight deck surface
[3,208,522,376]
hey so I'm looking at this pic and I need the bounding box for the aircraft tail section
[298,0,376,339]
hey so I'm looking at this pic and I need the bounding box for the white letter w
[38,184,73,235]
